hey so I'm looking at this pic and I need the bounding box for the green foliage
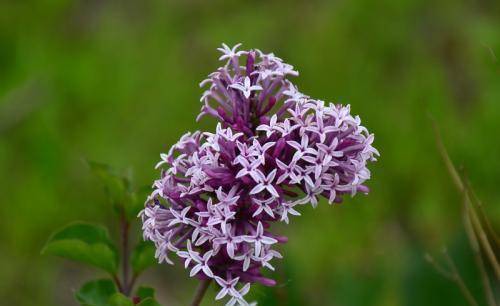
[87,161,143,221]
[136,298,162,306]
[135,286,155,300]
[135,287,161,306]
[42,222,119,274]
[88,161,128,205]
[131,241,157,275]
[129,185,153,220]
[75,279,117,306]
[108,293,161,306]
[41,167,160,305]
[108,293,134,306]
[74,280,162,306]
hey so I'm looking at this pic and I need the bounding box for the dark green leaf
[75,279,117,306]
[87,161,128,209]
[135,286,155,300]
[133,286,161,306]
[108,293,134,306]
[124,185,151,221]
[87,160,142,221]
[42,222,119,273]
[137,298,162,306]
[131,241,156,275]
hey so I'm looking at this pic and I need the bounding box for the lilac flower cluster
[141,43,378,305]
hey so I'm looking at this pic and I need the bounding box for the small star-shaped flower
[279,200,301,224]
[287,134,317,161]
[188,249,214,278]
[242,222,278,256]
[229,77,263,99]
[212,223,244,258]
[226,283,252,306]
[250,169,279,198]
[252,198,275,218]
[214,276,241,300]
[234,156,262,180]
[217,43,245,61]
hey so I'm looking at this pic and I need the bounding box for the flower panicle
[141,43,379,305]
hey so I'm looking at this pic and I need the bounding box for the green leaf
[75,279,117,306]
[88,161,128,208]
[108,293,134,306]
[42,222,119,274]
[137,298,162,306]
[124,185,150,221]
[87,160,143,221]
[135,286,155,300]
[134,286,161,306]
[131,241,156,275]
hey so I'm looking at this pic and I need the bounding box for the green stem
[190,279,211,306]
[112,274,123,293]
[120,211,131,296]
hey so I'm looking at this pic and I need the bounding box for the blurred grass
[0,0,499,305]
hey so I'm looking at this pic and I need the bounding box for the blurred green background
[1,0,499,305]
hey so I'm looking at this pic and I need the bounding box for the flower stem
[190,279,211,306]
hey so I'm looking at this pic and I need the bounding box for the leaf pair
[42,162,161,305]
[42,222,157,276]
[76,279,161,306]
[42,222,119,274]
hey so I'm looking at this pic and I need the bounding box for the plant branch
[190,279,211,306]
[442,249,479,306]
[120,211,131,296]
[424,253,454,280]
[467,195,500,280]
[127,273,139,294]
[112,274,124,293]
[426,248,479,306]
[465,177,500,247]
[463,197,497,306]
[431,120,500,279]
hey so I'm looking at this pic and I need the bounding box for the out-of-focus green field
[0,0,499,305]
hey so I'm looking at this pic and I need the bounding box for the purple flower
[229,76,263,99]
[141,43,379,305]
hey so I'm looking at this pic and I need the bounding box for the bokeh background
[1,0,499,305]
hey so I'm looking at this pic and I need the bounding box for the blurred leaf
[108,293,134,306]
[108,292,134,306]
[87,161,128,210]
[124,184,151,221]
[88,160,143,221]
[137,298,162,306]
[135,286,155,300]
[42,222,119,274]
[75,279,117,306]
[123,190,141,221]
[131,241,156,275]
[134,286,161,306]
